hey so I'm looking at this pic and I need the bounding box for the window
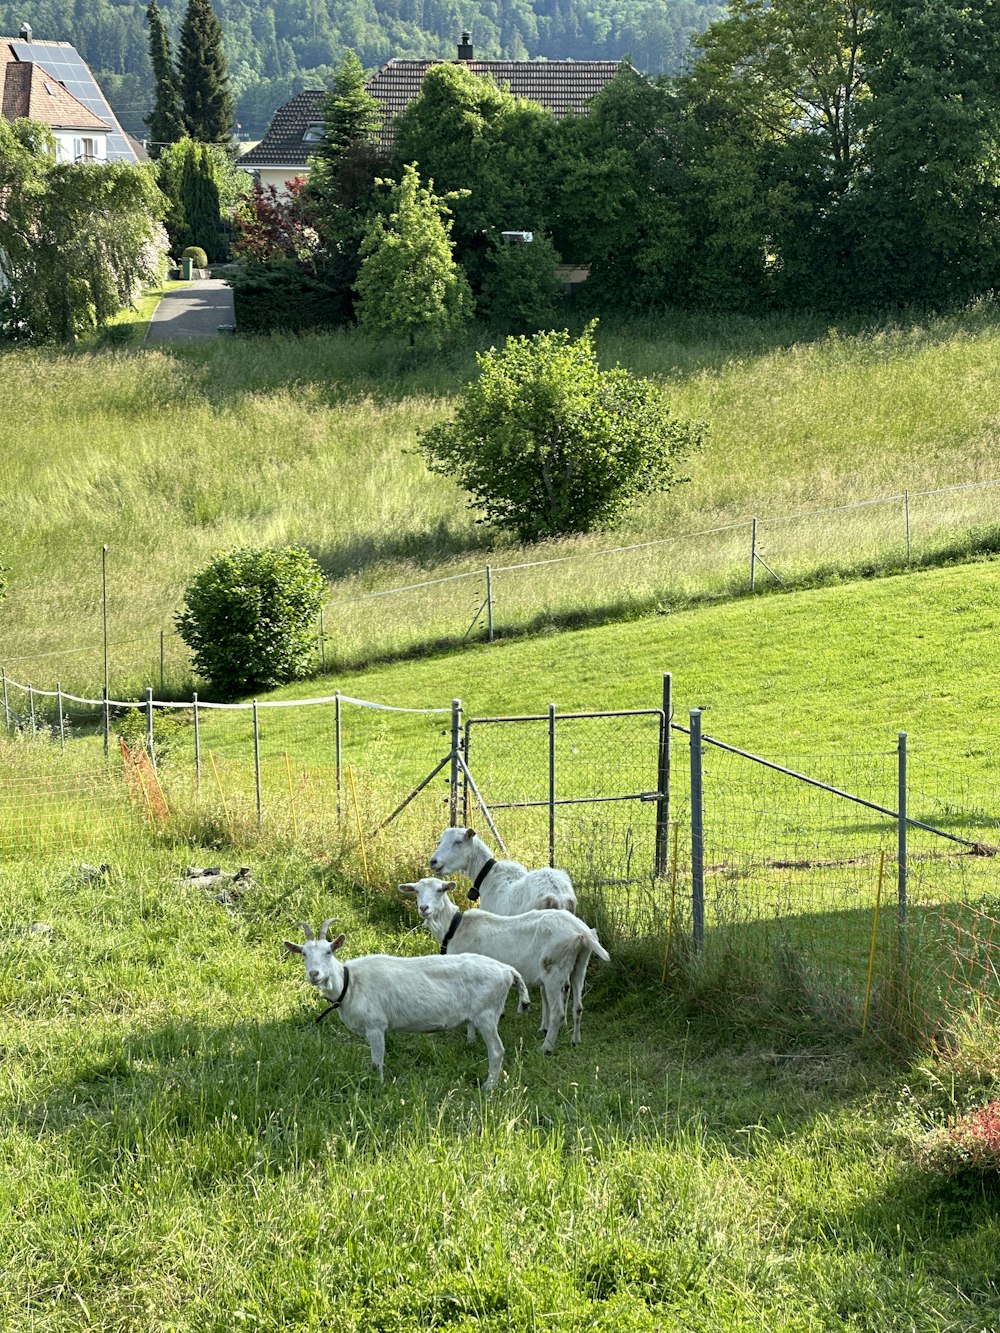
[302,122,324,143]
[74,137,97,162]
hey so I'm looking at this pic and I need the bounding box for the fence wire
[3,674,1000,1046]
[5,476,1000,693]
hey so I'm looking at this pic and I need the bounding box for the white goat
[399,877,609,1053]
[284,919,529,1090]
[428,826,577,916]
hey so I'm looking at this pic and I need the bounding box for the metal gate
[460,680,672,887]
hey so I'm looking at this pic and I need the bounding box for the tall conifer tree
[177,0,235,144]
[305,50,383,249]
[145,0,184,158]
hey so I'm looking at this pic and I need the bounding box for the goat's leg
[569,950,589,1044]
[538,984,550,1038]
[366,1027,386,1080]
[540,977,566,1054]
[476,1019,505,1090]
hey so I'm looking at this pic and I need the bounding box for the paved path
[145,277,236,342]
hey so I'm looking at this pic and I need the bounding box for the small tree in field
[418,323,707,542]
[354,163,472,347]
[175,547,325,699]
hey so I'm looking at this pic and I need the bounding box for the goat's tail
[588,930,611,964]
[511,968,531,1013]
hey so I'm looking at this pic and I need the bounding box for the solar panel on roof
[11,39,136,162]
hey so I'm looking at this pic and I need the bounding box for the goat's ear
[284,940,303,955]
[439,881,457,894]
[464,827,475,841]
[331,933,347,952]
[398,882,416,895]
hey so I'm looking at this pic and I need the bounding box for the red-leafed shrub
[918,1100,1000,1174]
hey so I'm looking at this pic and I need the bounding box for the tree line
[231,0,1000,334]
[3,0,999,343]
[0,0,724,142]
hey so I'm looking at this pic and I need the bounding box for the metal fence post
[904,492,911,563]
[690,708,705,951]
[2,668,9,732]
[253,700,262,828]
[146,687,154,764]
[102,687,109,758]
[486,564,494,643]
[320,608,327,673]
[28,685,36,734]
[335,690,342,822]
[750,517,758,593]
[193,692,201,795]
[449,699,461,826]
[898,731,907,924]
[549,702,557,867]
[654,672,672,878]
[57,682,65,751]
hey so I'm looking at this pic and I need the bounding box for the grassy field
[3,809,1000,1330]
[2,303,999,693]
[3,309,1000,1331]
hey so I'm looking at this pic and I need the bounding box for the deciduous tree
[354,164,473,347]
[0,119,168,343]
[418,322,707,541]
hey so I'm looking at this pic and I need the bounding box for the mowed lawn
[4,552,1000,1330]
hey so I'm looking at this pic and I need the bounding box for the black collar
[315,965,350,1023]
[439,912,462,954]
[468,858,496,901]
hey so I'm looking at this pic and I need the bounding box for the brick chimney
[457,31,473,60]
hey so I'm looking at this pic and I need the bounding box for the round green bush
[418,322,708,542]
[182,245,209,269]
[175,546,326,700]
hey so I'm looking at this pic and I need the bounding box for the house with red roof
[1,25,139,164]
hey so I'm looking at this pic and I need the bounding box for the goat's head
[284,919,345,989]
[429,826,478,874]
[398,877,457,922]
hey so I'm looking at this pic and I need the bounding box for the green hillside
[2,307,998,697]
[0,0,725,142]
[3,313,1000,1333]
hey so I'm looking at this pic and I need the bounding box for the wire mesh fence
[4,475,1000,693]
[3,671,999,1047]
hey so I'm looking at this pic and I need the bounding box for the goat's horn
[318,917,338,940]
[297,921,314,940]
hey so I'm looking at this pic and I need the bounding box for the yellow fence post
[862,850,886,1037]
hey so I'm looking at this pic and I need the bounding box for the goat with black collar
[428,826,577,915]
[399,878,609,1054]
[285,919,529,1089]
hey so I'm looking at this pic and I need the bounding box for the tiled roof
[1,43,108,130]
[238,89,326,170]
[369,58,622,127]
[0,35,137,161]
[240,56,626,172]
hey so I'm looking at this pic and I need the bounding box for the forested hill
[0,0,724,142]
